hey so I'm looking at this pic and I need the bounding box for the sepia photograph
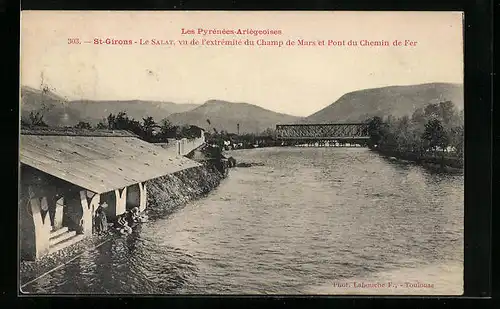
[19,11,464,295]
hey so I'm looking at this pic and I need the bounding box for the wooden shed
[19,127,201,260]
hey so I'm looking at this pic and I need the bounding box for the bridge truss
[275,123,370,146]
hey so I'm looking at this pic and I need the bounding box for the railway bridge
[275,123,370,147]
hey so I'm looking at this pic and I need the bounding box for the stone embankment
[145,164,225,218]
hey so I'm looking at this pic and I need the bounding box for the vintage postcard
[19,11,464,295]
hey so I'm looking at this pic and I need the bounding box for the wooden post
[79,190,100,237]
[181,138,187,155]
[176,140,181,156]
[30,197,51,259]
[114,187,127,217]
[139,182,147,212]
[53,197,64,230]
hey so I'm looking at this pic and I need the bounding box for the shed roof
[19,132,201,194]
[20,127,140,137]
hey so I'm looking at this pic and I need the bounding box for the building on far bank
[19,127,200,261]
[153,125,206,156]
[185,125,205,138]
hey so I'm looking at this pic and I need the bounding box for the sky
[20,11,464,117]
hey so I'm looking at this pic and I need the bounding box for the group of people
[94,202,149,236]
[115,207,149,235]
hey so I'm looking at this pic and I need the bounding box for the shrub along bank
[366,101,464,170]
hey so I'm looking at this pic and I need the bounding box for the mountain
[303,83,464,123]
[66,100,199,125]
[21,82,463,129]
[167,100,302,134]
[20,85,83,126]
[20,86,199,126]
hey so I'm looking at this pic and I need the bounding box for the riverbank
[19,147,463,294]
[371,147,463,173]
[20,164,225,289]
[229,146,463,173]
[145,163,225,218]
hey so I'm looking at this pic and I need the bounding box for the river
[22,147,464,295]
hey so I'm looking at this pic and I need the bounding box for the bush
[367,102,463,159]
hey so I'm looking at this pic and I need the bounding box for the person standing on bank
[94,202,108,235]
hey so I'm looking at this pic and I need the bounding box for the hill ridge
[304,82,463,123]
[20,82,463,130]
[167,99,301,134]
[20,85,200,126]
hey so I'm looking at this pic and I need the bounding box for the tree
[438,100,457,128]
[394,116,412,152]
[31,80,55,127]
[385,114,397,125]
[178,124,190,139]
[107,113,116,129]
[106,111,143,137]
[27,110,48,126]
[424,103,440,119]
[380,125,398,150]
[114,112,129,130]
[126,119,143,136]
[412,107,425,122]
[364,103,462,163]
[261,128,276,137]
[449,124,464,158]
[142,116,156,131]
[177,124,203,139]
[367,116,384,148]
[408,128,424,156]
[422,118,449,153]
[95,121,107,129]
[158,119,175,140]
[142,116,156,140]
[74,121,92,129]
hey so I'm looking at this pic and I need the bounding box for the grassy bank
[145,164,225,218]
[372,146,463,172]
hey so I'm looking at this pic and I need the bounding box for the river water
[23,147,464,295]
